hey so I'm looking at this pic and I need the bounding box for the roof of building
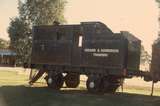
[0,49,16,56]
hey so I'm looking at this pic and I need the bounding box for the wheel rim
[89,82,95,88]
[86,76,102,93]
[65,73,80,88]
[48,78,52,84]
[46,73,64,90]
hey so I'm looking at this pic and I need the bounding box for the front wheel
[45,73,64,90]
[65,73,80,88]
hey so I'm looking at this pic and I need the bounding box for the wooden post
[29,68,33,80]
[151,81,154,96]
[121,79,124,92]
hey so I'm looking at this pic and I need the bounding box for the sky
[0,0,159,53]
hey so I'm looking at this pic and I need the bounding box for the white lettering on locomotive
[84,49,96,52]
[101,49,119,53]
[84,48,119,53]
[93,53,108,57]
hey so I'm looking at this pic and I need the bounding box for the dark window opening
[56,32,63,40]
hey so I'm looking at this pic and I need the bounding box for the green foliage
[0,38,9,49]
[8,0,66,65]
[156,0,160,8]
[8,17,31,65]
[156,0,160,3]
[19,0,66,25]
[156,0,160,45]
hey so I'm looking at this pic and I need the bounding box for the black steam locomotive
[28,22,159,93]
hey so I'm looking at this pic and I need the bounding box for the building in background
[0,49,16,67]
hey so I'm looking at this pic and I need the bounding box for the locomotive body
[31,22,140,75]
[30,22,142,93]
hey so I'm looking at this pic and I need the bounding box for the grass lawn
[0,69,160,106]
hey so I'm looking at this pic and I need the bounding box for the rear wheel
[101,76,121,93]
[65,73,80,88]
[86,75,102,93]
[104,84,120,93]
[45,73,64,90]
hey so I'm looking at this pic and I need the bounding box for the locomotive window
[78,36,83,47]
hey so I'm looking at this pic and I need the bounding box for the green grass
[0,70,160,106]
[124,85,160,96]
[0,71,28,86]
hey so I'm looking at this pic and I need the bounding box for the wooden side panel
[31,25,73,65]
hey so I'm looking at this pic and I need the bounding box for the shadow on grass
[0,86,160,106]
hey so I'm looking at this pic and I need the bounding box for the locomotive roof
[120,31,141,42]
[33,21,113,33]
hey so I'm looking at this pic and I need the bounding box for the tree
[8,0,66,65]
[0,39,9,49]
[19,0,66,25]
[140,45,151,65]
[8,17,31,64]
[156,0,160,7]
[154,0,160,43]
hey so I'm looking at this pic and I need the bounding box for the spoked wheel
[86,75,102,93]
[65,73,80,88]
[45,73,64,90]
